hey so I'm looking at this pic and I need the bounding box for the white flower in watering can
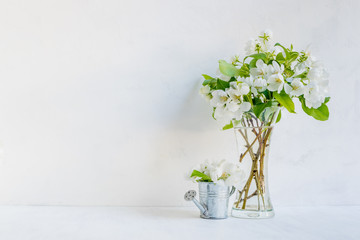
[189,159,245,187]
[186,160,246,219]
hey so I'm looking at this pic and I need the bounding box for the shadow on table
[128,207,200,220]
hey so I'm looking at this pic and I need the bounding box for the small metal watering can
[184,182,235,219]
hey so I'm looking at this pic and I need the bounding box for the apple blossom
[284,78,305,96]
[200,30,330,128]
[189,159,245,187]
[267,74,284,93]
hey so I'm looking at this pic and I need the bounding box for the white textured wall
[0,0,358,206]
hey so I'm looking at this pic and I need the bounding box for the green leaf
[212,107,216,120]
[222,121,233,130]
[202,74,216,87]
[262,90,271,100]
[253,97,263,105]
[288,52,299,62]
[219,60,240,77]
[299,97,312,116]
[253,102,272,118]
[202,74,214,80]
[202,80,209,86]
[249,58,257,68]
[275,43,290,59]
[312,104,329,121]
[216,78,230,90]
[300,97,329,121]
[276,53,286,64]
[238,63,250,77]
[293,71,308,79]
[247,53,267,61]
[276,110,282,123]
[229,77,237,82]
[324,97,330,104]
[190,170,212,181]
[203,78,217,87]
[273,91,296,113]
[284,68,294,78]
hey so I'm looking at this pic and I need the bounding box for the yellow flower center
[220,96,228,101]
[234,94,241,101]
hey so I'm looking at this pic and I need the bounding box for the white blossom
[284,78,305,96]
[293,63,307,76]
[199,85,211,101]
[209,82,252,124]
[250,59,270,77]
[190,160,246,187]
[244,38,260,55]
[210,90,229,107]
[239,101,251,112]
[244,30,273,56]
[269,61,284,76]
[304,45,317,67]
[199,160,210,173]
[230,101,251,120]
[213,105,234,124]
[227,82,250,103]
[200,30,330,125]
[302,60,329,108]
[303,82,326,108]
[207,160,225,183]
[267,74,284,93]
[307,62,328,86]
[226,100,240,112]
[244,76,267,95]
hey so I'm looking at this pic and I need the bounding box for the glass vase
[231,109,280,219]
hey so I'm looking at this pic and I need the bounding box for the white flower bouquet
[189,160,245,188]
[198,31,330,218]
[200,30,330,129]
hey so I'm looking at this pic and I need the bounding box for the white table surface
[0,206,359,240]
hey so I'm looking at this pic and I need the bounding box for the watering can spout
[184,190,209,218]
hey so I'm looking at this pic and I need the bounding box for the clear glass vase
[231,109,280,219]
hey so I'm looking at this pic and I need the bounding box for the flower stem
[235,124,273,211]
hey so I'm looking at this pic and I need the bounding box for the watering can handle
[229,186,236,196]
